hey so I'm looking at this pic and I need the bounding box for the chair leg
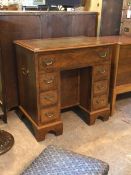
[2,105,8,123]
[0,103,7,123]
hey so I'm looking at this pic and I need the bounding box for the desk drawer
[93,64,110,81]
[40,90,58,107]
[40,106,59,124]
[92,94,108,110]
[93,80,108,96]
[39,72,58,91]
[39,47,110,72]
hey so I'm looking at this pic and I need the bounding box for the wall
[0,0,45,6]
[85,0,103,35]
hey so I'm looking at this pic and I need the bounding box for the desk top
[14,36,131,53]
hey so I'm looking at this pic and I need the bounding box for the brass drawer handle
[96,85,104,90]
[96,99,105,104]
[44,79,54,84]
[45,112,54,118]
[124,27,129,32]
[44,95,54,102]
[21,67,30,76]
[96,100,100,104]
[98,68,106,74]
[43,58,54,66]
[21,67,26,75]
[99,52,108,58]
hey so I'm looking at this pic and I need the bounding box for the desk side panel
[116,45,131,86]
[16,46,38,124]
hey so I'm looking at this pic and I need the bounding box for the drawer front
[93,80,108,96]
[119,45,131,58]
[116,45,131,85]
[39,57,55,72]
[92,94,108,110]
[40,90,58,107]
[39,72,58,91]
[93,64,110,81]
[39,47,110,72]
[40,106,59,124]
[120,20,131,36]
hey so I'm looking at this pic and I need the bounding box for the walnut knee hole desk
[14,37,113,141]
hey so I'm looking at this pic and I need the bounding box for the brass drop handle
[101,70,106,74]
[98,68,106,74]
[21,67,30,76]
[21,67,26,75]
[96,100,100,104]
[101,100,105,104]
[97,84,104,90]
[45,112,54,118]
[43,58,54,66]
[44,78,54,84]
[44,95,54,102]
[96,99,104,104]
[98,67,106,74]
[99,52,107,58]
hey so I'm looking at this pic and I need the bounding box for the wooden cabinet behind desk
[116,45,131,86]
[0,12,97,122]
[109,37,131,115]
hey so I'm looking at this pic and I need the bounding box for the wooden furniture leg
[2,106,7,123]
[0,102,7,123]
[33,122,63,142]
[87,114,96,125]
[110,89,117,116]
[87,108,110,125]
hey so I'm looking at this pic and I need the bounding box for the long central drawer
[38,47,111,72]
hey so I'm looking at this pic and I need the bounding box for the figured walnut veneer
[14,36,114,141]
